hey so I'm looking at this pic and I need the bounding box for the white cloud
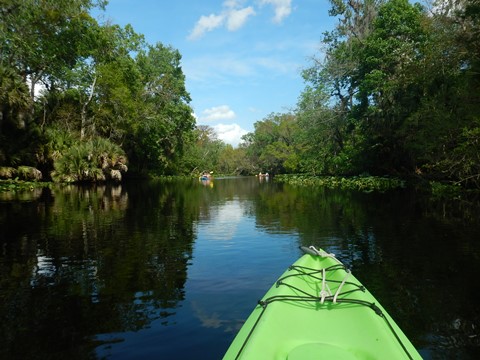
[188,1,256,40]
[188,13,224,40]
[213,123,249,147]
[187,0,293,40]
[194,106,248,146]
[259,0,292,23]
[223,0,244,9]
[226,6,256,31]
[200,105,236,122]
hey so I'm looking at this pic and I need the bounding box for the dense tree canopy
[241,0,480,188]
[0,0,195,179]
[1,0,479,187]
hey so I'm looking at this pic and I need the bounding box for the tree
[353,0,428,173]
[320,0,383,117]
[295,84,360,175]
[181,125,226,175]
[125,43,195,174]
[411,0,480,186]
[244,113,300,174]
[298,0,385,175]
[1,0,197,178]
[296,0,480,187]
[0,0,107,106]
[0,0,107,166]
[0,65,31,134]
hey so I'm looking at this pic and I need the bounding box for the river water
[1,176,479,359]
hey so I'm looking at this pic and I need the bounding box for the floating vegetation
[274,174,406,193]
[0,179,52,193]
[150,175,193,182]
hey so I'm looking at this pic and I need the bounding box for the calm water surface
[1,177,479,359]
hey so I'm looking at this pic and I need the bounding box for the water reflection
[199,177,214,188]
[0,182,196,359]
[0,178,479,359]
[200,200,246,240]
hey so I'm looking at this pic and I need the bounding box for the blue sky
[95,0,335,146]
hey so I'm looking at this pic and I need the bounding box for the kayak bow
[223,246,422,359]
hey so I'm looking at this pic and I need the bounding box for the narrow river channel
[1,176,479,359]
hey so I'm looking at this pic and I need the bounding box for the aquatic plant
[0,179,52,192]
[274,174,406,193]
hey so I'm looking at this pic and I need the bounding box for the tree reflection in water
[0,178,479,359]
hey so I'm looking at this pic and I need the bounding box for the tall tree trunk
[80,75,97,140]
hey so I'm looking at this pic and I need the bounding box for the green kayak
[223,246,422,360]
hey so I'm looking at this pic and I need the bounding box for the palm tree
[0,65,31,135]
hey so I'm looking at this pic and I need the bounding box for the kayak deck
[223,246,422,359]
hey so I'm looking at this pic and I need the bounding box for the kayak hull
[223,248,422,359]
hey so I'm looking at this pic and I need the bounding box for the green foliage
[0,1,195,179]
[0,180,52,193]
[52,138,126,183]
[36,128,76,170]
[2,0,479,187]
[432,123,480,188]
[118,43,195,175]
[275,174,405,193]
[0,65,34,165]
[180,125,238,175]
[290,0,480,188]
[0,65,32,127]
[429,181,462,199]
[243,113,301,174]
[0,0,105,99]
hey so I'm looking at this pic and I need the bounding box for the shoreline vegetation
[274,174,480,199]
[0,179,52,193]
[274,174,406,193]
[1,1,479,192]
[3,174,477,200]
